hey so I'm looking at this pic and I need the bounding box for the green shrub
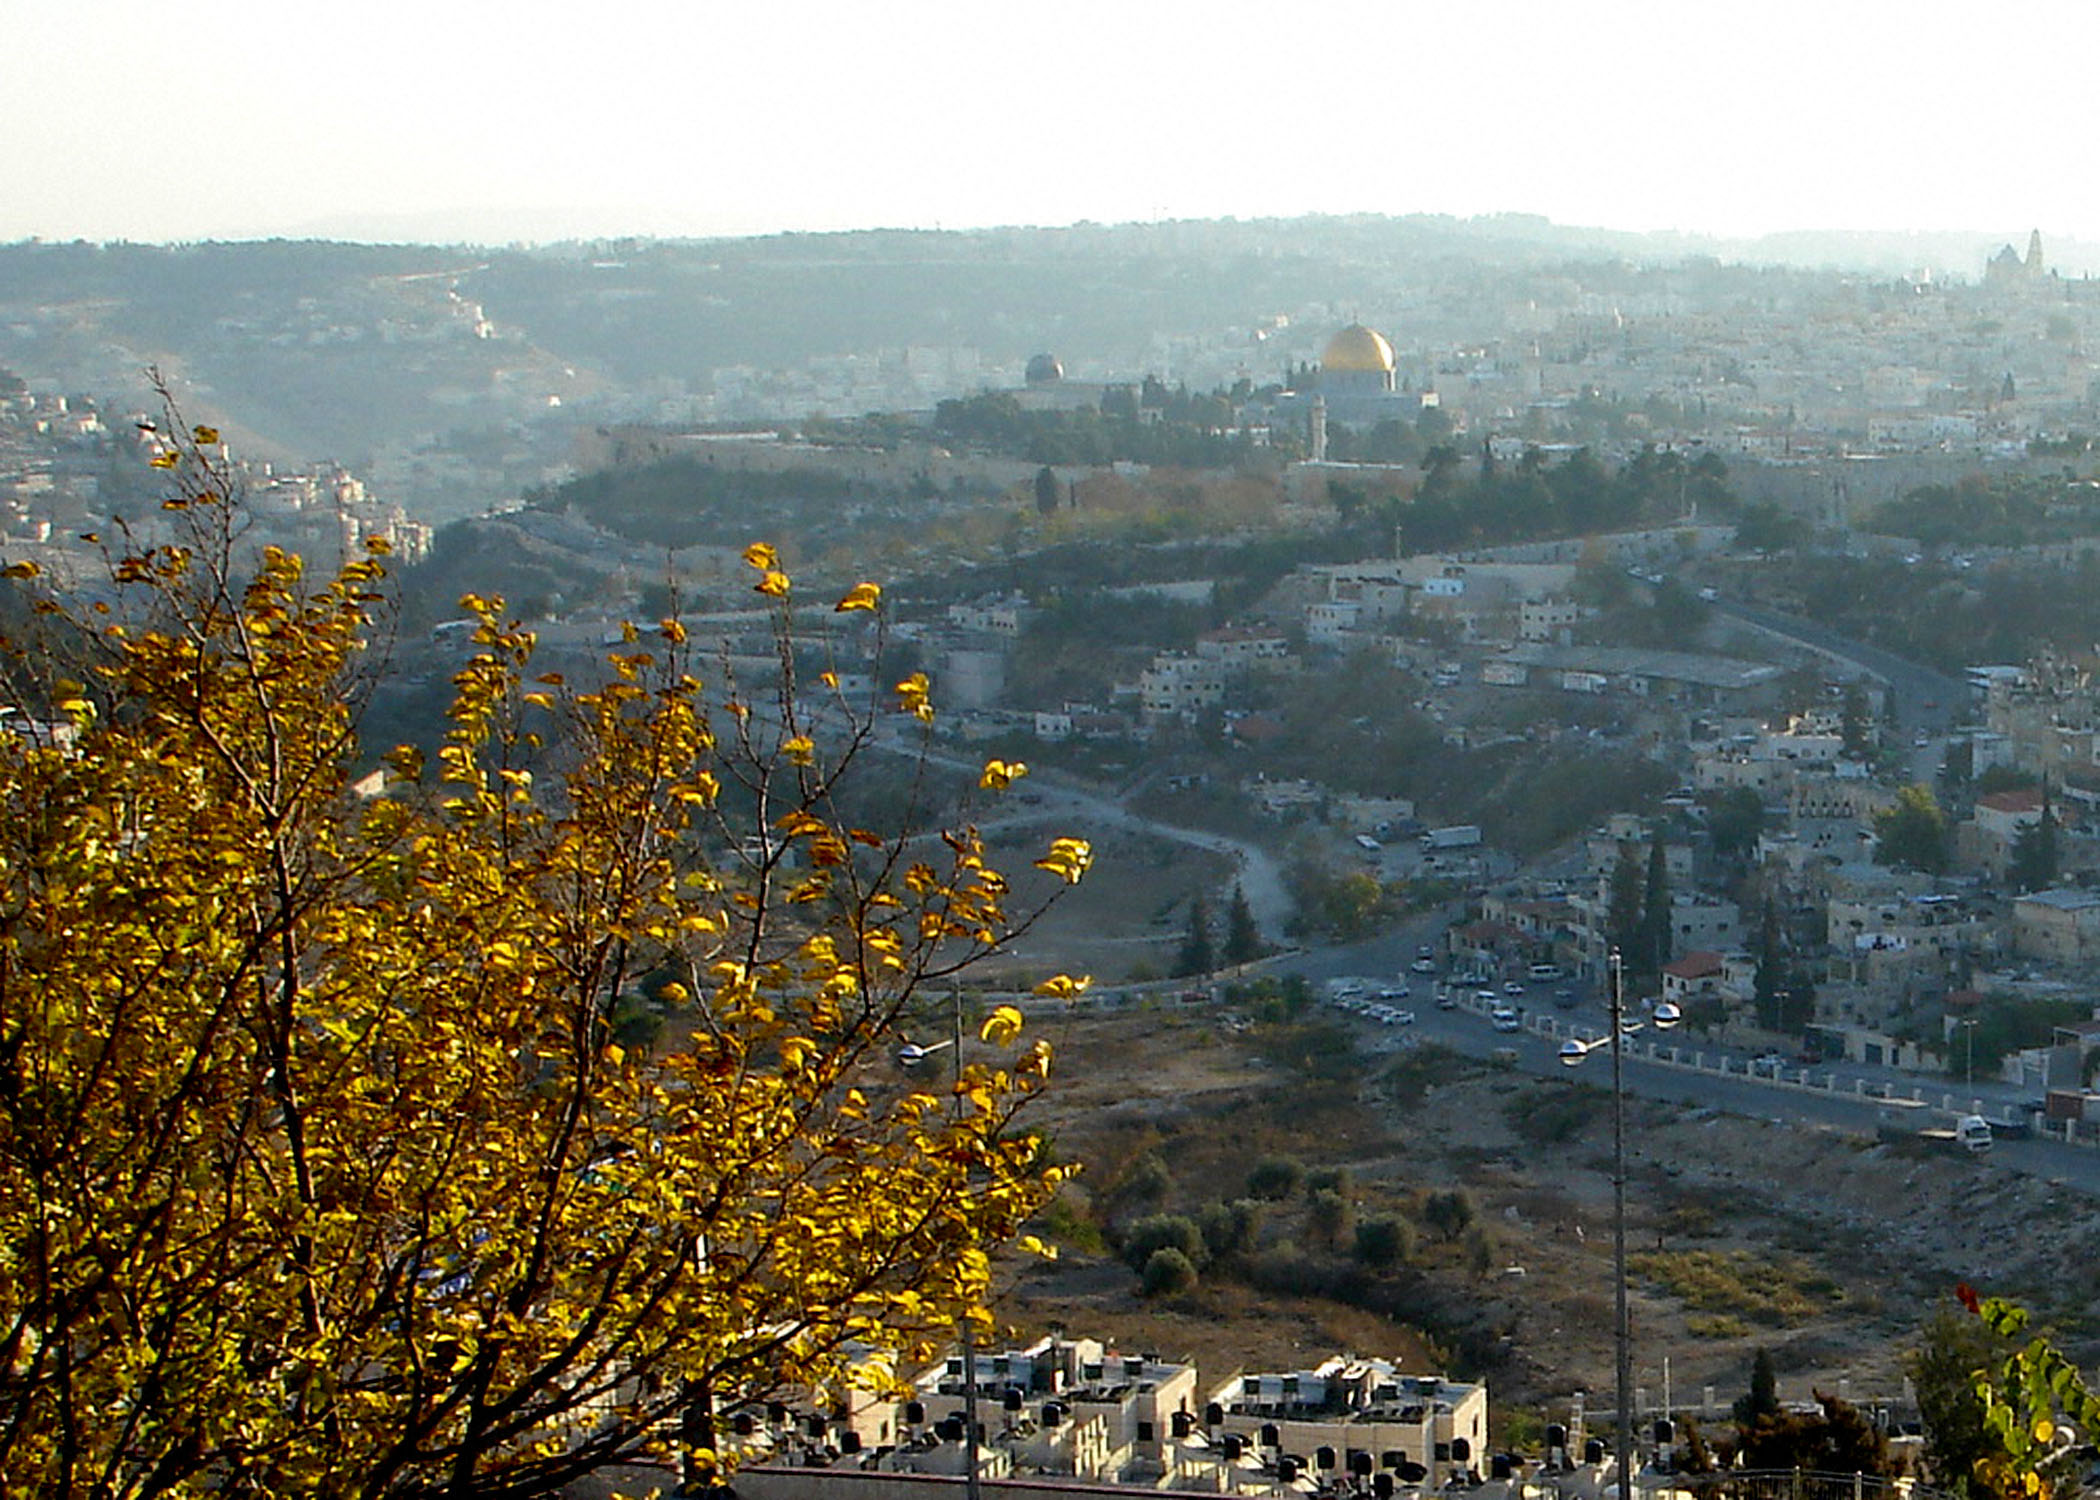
[1034,1193,1105,1257]
[1246,1155,1306,1201]
[1308,1188,1356,1251]
[1141,1246,1200,1297]
[1197,1199,1263,1263]
[1307,1165,1355,1196]
[1422,1188,1477,1243]
[1354,1214,1415,1270]
[1120,1214,1206,1274]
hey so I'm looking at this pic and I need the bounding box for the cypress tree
[1222,883,1262,965]
[1176,895,1214,977]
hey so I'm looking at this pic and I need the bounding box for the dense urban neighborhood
[12,219,2100,1497]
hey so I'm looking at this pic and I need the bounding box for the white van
[1527,963,1563,983]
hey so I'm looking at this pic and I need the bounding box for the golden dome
[1321,323,1395,374]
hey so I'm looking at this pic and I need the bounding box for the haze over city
[21,5,2100,1494]
[9,0,2100,254]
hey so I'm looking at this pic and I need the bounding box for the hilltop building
[1985,229,2053,290]
[1318,324,1399,398]
[1277,324,1424,445]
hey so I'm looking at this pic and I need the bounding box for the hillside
[999,1003,2099,1422]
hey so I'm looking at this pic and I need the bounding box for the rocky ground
[992,1005,2100,1428]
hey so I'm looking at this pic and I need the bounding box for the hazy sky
[5,0,2093,247]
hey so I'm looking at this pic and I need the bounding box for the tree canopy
[0,424,1091,1496]
[1874,783,1951,874]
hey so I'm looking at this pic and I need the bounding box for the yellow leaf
[1032,973,1092,1000]
[660,618,688,644]
[2035,1418,2056,1444]
[149,450,179,469]
[783,735,815,766]
[980,1005,1025,1045]
[834,581,881,612]
[742,542,778,571]
[192,425,220,444]
[755,570,791,597]
[895,673,934,723]
[980,758,1027,791]
[1033,837,1093,885]
[1,561,39,579]
[1018,1234,1059,1260]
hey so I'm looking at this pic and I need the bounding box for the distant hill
[3,214,2093,519]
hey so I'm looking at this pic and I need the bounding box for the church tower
[2027,229,2046,277]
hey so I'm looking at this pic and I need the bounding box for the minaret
[1309,396,1328,463]
[2027,229,2046,277]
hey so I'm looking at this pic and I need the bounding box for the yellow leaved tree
[0,417,1088,1497]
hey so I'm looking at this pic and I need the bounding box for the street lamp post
[900,997,981,1500]
[1961,1017,1978,1092]
[1561,951,1678,1500]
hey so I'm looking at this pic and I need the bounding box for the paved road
[1285,958,2100,1197]
[1714,598,1969,736]
[869,732,1294,940]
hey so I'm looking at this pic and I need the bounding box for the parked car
[1490,1006,1522,1033]
[1410,957,1438,974]
[1502,980,1526,997]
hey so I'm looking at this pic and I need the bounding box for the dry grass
[1628,1248,1845,1328]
